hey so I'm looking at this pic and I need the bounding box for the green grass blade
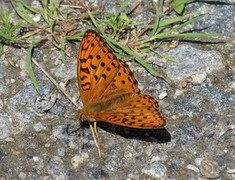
[149,0,160,37]
[66,31,84,41]
[91,26,166,79]
[1,12,10,30]
[148,11,203,29]
[56,1,68,20]
[88,11,123,54]
[157,32,220,39]
[61,37,66,62]
[49,19,56,39]
[26,44,39,92]
[87,11,166,79]
[18,0,42,15]
[0,42,3,56]
[160,0,164,11]
[151,48,179,62]
[31,38,44,44]
[11,0,38,26]
[88,11,101,32]
[115,54,133,58]
[69,11,102,21]
[100,30,123,54]
[162,14,205,35]
[165,14,206,34]
[114,0,131,21]
[134,54,164,78]
[106,36,132,54]
[46,5,56,20]
[105,36,166,79]
[41,1,50,24]
[146,14,208,42]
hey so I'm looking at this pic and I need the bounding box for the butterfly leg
[113,124,123,144]
[94,122,103,158]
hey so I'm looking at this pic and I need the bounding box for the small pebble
[186,164,200,173]
[227,168,235,174]
[195,157,203,166]
[191,73,207,85]
[33,93,57,113]
[204,129,215,137]
[33,156,40,162]
[0,99,3,110]
[18,172,26,179]
[68,169,80,180]
[173,89,183,99]
[159,91,167,99]
[230,81,235,89]
[71,153,89,169]
[199,157,220,179]
[58,147,66,157]
[124,146,135,158]
[104,159,119,171]
[83,167,109,179]
[46,156,64,175]
[0,115,13,140]
[142,162,167,178]
[0,80,8,94]
[0,61,7,78]
[31,14,41,22]
[150,153,168,163]
[33,122,48,132]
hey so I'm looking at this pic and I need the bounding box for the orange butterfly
[77,29,166,134]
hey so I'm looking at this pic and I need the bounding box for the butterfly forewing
[78,30,120,106]
[96,60,139,104]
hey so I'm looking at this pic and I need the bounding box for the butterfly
[77,30,166,151]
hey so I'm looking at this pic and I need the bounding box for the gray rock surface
[0,0,234,179]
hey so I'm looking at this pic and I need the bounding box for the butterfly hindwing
[92,94,166,129]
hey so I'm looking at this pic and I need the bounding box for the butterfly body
[77,29,166,129]
[78,93,136,120]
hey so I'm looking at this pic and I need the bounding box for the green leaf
[0,42,3,56]
[174,4,185,14]
[26,44,39,92]
[61,37,66,62]
[0,11,23,44]
[172,0,188,14]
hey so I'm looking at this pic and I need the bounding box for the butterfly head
[77,108,96,122]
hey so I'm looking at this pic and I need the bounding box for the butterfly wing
[78,30,138,106]
[78,30,119,106]
[92,94,166,129]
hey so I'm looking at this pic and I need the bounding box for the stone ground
[0,0,234,179]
